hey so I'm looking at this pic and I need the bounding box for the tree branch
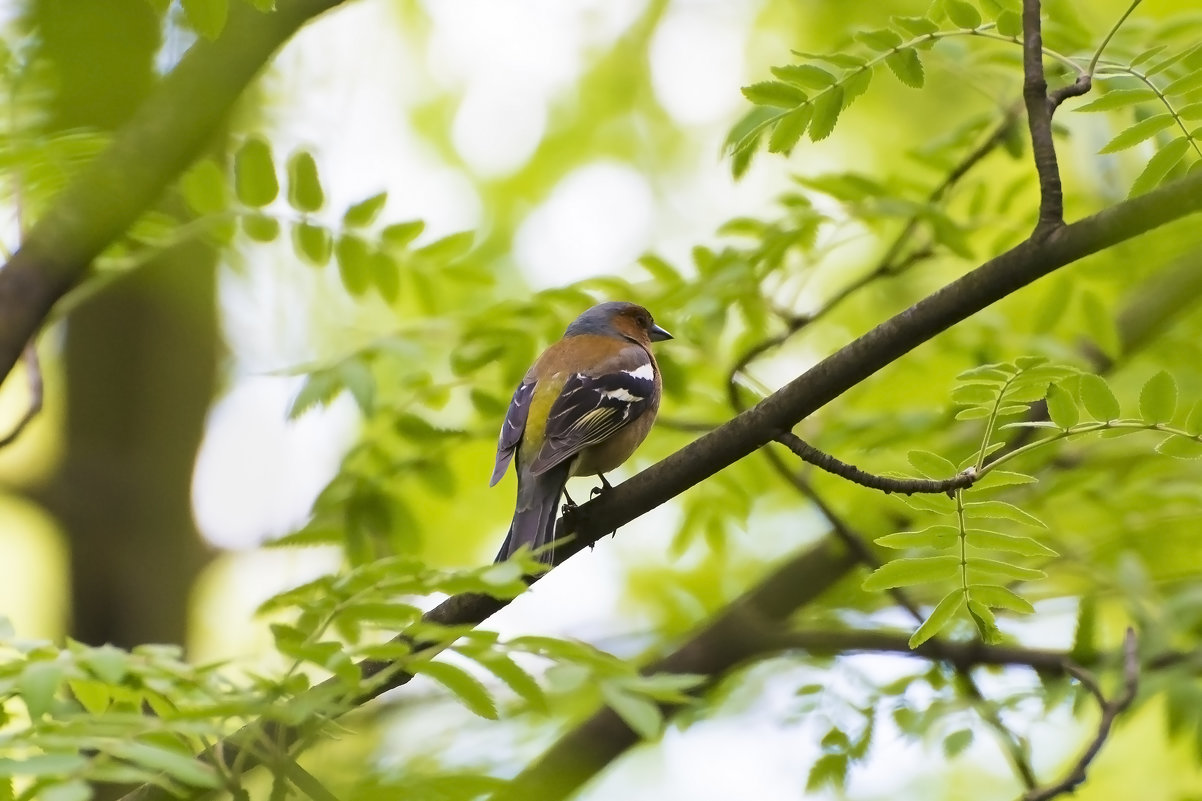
[1022,628,1139,801]
[1022,0,1084,235]
[0,0,350,385]
[774,431,977,495]
[0,344,42,449]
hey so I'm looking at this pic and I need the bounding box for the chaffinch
[490,301,672,563]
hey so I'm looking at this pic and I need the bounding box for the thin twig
[1022,628,1139,801]
[0,344,42,449]
[774,431,976,496]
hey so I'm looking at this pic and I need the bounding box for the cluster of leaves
[179,138,477,305]
[732,0,1202,198]
[0,621,258,800]
[864,360,1202,647]
[727,0,1032,176]
[1082,13,1202,196]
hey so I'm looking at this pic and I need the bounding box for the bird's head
[565,301,673,345]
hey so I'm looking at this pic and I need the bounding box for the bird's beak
[650,324,673,342]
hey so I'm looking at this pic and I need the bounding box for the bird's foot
[591,473,613,499]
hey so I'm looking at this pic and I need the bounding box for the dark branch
[0,344,42,449]
[1022,628,1139,801]
[1022,0,1083,235]
[774,431,977,496]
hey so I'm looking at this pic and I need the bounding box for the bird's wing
[527,355,655,476]
[490,378,535,486]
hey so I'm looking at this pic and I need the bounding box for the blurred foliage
[2,0,1202,800]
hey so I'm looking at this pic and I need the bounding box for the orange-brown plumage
[490,301,671,563]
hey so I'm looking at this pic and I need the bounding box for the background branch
[1022,628,1139,801]
[0,0,349,385]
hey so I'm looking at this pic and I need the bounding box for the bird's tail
[495,462,571,564]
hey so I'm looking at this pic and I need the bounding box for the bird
[490,301,672,564]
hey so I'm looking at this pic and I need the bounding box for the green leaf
[893,15,939,36]
[973,470,1037,490]
[179,159,227,215]
[965,528,1057,557]
[19,660,63,719]
[909,590,965,647]
[771,64,836,89]
[1179,102,1202,121]
[241,213,280,242]
[371,250,400,303]
[808,87,844,141]
[1155,435,1202,460]
[885,49,924,88]
[806,753,849,792]
[967,599,1001,643]
[336,235,372,297]
[907,450,956,478]
[958,363,1014,381]
[1139,370,1177,422]
[416,661,498,720]
[854,28,903,51]
[233,136,278,207]
[1130,137,1191,197]
[966,557,1046,583]
[344,192,388,227]
[862,556,960,590]
[945,0,982,28]
[287,150,324,212]
[1073,89,1157,112]
[943,728,974,757]
[875,525,959,550]
[742,81,807,107]
[768,106,813,154]
[476,654,546,711]
[39,781,91,801]
[107,742,221,789]
[1045,383,1078,429]
[995,9,1021,36]
[1187,399,1202,433]
[181,0,228,39]
[963,499,1046,528]
[970,584,1035,613]
[1098,115,1176,154]
[601,683,663,739]
[1163,70,1202,97]
[1078,374,1120,421]
[382,220,426,248]
[293,222,333,266]
[0,754,88,777]
[1070,595,1098,662]
[842,67,873,105]
[414,231,475,262]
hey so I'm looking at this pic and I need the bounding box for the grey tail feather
[495,462,571,564]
